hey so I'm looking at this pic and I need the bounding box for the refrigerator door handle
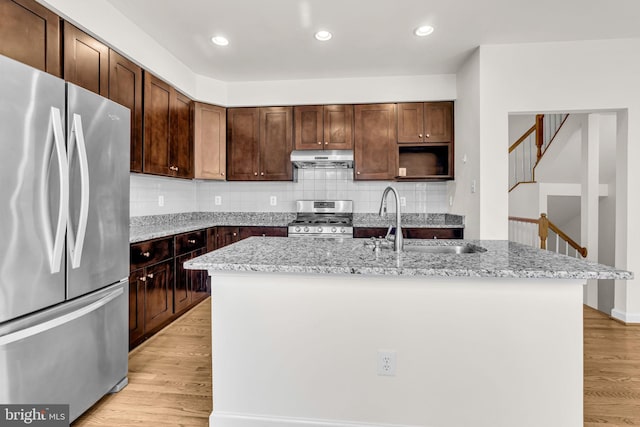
[49,106,69,274]
[0,286,124,346]
[68,113,90,269]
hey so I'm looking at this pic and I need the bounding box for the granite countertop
[184,237,632,280]
[129,212,464,243]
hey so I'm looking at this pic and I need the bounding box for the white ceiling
[105,0,640,82]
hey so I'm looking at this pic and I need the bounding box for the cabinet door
[206,227,217,252]
[324,105,354,150]
[174,252,193,314]
[63,22,109,96]
[424,102,453,143]
[227,108,260,180]
[143,72,172,176]
[170,90,193,178]
[194,103,226,179]
[294,105,323,150]
[109,50,143,173]
[144,259,174,334]
[260,106,293,181]
[354,104,397,180]
[189,248,209,305]
[397,102,424,143]
[128,268,145,347]
[216,227,240,249]
[0,0,61,76]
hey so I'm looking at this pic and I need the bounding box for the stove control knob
[340,227,346,233]
[303,227,309,232]
[295,226,301,232]
[317,227,323,233]
[331,227,337,233]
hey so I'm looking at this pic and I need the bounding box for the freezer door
[0,281,129,422]
[0,55,67,323]
[66,84,130,299]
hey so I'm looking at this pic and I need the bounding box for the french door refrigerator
[0,54,130,422]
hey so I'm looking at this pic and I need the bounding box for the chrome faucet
[378,186,403,252]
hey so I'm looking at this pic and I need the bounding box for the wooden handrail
[508,213,588,257]
[508,124,537,153]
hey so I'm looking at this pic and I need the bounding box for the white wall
[478,39,640,321]
[225,74,456,106]
[450,49,481,238]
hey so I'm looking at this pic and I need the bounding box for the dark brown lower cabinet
[354,227,464,239]
[128,268,145,345]
[143,259,174,335]
[129,226,286,349]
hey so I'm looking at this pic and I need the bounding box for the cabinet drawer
[130,237,173,271]
[175,230,206,255]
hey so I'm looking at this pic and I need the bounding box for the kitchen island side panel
[208,272,583,427]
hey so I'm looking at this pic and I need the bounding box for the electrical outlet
[158,195,164,207]
[377,350,397,376]
[270,196,277,206]
[214,196,222,206]
[471,180,476,193]
[399,197,406,207]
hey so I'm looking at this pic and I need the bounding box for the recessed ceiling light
[314,30,332,41]
[414,25,434,37]
[211,36,229,46]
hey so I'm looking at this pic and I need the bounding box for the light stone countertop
[184,237,632,280]
[129,212,464,243]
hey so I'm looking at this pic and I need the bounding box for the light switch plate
[214,196,222,205]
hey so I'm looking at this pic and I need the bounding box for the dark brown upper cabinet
[227,107,293,181]
[63,22,109,96]
[397,101,453,143]
[294,105,353,150]
[354,103,397,180]
[108,50,143,173]
[143,71,193,179]
[0,0,61,77]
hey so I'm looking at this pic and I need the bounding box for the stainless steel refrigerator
[0,54,130,421]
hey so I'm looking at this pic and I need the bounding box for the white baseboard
[210,411,425,427]
[611,308,640,324]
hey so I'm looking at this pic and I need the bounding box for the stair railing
[508,213,588,258]
[509,114,569,190]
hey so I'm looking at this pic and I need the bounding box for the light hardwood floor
[73,300,640,426]
[73,299,212,427]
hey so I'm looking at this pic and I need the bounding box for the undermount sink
[403,244,485,254]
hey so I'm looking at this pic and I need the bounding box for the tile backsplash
[130,170,448,217]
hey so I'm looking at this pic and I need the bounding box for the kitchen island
[185,237,631,427]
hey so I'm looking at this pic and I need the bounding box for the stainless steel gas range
[288,200,353,238]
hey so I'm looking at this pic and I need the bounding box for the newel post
[538,213,549,250]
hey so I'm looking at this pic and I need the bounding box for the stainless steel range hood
[291,150,354,168]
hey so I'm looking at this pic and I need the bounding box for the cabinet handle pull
[317,141,322,145]
[419,134,423,138]
[221,172,225,176]
[357,171,361,175]
[147,273,154,279]
[426,133,430,138]
[254,172,258,176]
[233,232,237,236]
[142,251,150,258]
[188,239,196,244]
[324,141,328,145]
[260,172,264,176]
[139,276,147,282]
